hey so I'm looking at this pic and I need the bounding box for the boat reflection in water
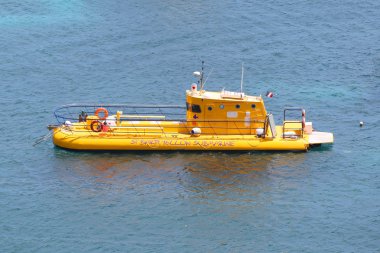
[52,149,309,202]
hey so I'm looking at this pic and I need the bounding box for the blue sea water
[0,0,379,252]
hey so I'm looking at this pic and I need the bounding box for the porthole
[208,106,212,111]
[251,104,256,109]
[236,104,240,109]
[219,104,224,109]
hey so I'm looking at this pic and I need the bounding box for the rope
[33,131,54,147]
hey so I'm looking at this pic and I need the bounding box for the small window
[186,102,190,111]
[208,106,212,111]
[191,104,201,113]
[251,104,256,109]
[235,104,240,109]
[219,104,224,109]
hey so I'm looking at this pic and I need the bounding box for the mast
[240,63,244,93]
[200,60,205,90]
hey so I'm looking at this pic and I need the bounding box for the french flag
[266,91,274,98]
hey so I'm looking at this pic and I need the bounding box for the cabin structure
[185,84,270,136]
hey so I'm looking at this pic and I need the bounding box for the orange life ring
[302,109,306,129]
[90,120,102,132]
[95,107,108,120]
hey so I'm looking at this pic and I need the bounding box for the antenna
[240,63,244,93]
[200,61,205,90]
[202,68,213,89]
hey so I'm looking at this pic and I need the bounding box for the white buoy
[359,121,364,127]
[190,127,201,136]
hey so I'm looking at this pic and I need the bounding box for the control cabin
[185,84,270,135]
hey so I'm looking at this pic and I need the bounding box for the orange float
[95,107,108,120]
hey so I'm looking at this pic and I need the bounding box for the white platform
[308,131,334,144]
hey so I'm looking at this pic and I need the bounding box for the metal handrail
[282,108,305,138]
[54,104,268,137]
[61,120,267,136]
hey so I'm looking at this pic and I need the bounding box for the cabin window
[219,104,224,109]
[236,104,240,109]
[208,106,212,111]
[251,104,256,109]
[191,104,201,113]
[186,102,190,111]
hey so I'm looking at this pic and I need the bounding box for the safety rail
[54,104,186,123]
[282,108,305,138]
[61,119,267,136]
[54,104,268,137]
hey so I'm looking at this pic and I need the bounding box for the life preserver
[302,109,306,129]
[90,120,102,132]
[95,107,108,120]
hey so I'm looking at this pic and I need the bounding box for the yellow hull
[53,126,310,151]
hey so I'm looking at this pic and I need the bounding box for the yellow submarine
[51,65,333,151]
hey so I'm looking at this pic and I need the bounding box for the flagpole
[240,63,244,93]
